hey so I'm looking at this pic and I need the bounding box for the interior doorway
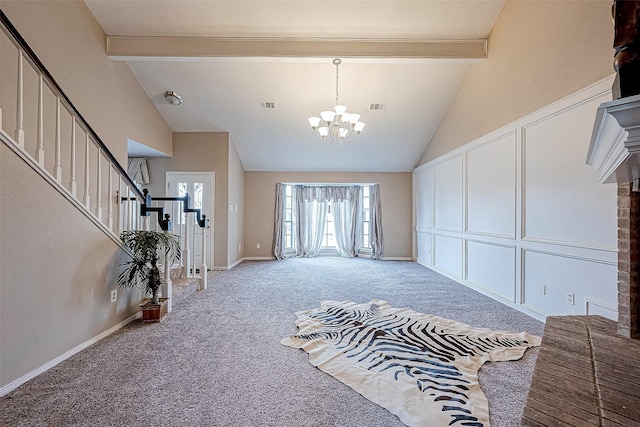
[166,172,215,269]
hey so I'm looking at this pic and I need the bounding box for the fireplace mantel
[587,93,640,184]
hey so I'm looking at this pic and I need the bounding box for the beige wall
[1,144,144,387]
[244,171,412,259]
[421,0,614,163]
[146,132,232,269]
[1,0,172,165]
[227,139,245,266]
[0,0,173,391]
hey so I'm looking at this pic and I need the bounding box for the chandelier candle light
[308,59,365,144]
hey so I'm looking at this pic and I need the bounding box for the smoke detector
[164,91,183,106]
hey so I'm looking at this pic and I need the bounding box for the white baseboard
[227,258,245,269]
[0,311,141,397]
[243,256,276,261]
[381,257,413,261]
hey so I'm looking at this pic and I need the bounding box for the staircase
[163,265,201,307]
[0,11,210,312]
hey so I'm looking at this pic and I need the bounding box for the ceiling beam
[106,36,487,60]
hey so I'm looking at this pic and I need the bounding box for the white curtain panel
[333,199,354,257]
[300,200,328,257]
[369,184,384,260]
[332,186,363,257]
[273,183,287,260]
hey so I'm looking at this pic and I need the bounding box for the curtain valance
[299,185,360,202]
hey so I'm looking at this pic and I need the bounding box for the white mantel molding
[587,93,640,184]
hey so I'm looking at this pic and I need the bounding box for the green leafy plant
[117,230,181,305]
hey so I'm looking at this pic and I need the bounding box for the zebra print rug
[281,300,541,427]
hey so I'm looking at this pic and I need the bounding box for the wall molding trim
[414,75,619,322]
[0,311,141,397]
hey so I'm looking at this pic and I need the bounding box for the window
[281,183,372,252]
[284,184,294,249]
[176,181,203,225]
[274,183,382,259]
[321,202,336,249]
[362,185,370,250]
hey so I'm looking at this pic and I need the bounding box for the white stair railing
[142,193,211,291]
[0,12,210,312]
[0,12,146,242]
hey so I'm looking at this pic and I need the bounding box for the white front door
[166,172,215,269]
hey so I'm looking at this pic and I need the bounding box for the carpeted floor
[0,258,543,426]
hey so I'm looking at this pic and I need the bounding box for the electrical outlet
[566,292,575,305]
[110,289,117,303]
[238,244,242,251]
[256,243,261,249]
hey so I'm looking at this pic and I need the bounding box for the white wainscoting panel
[466,240,516,302]
[414,166,434,229]
[585,299,617,319]
[466,132,516,238]
[413,76,618,321]
[522,92,617,250]
[522,250,617,319]
[434,155,463,232]
[434,234,463,278]
[416,231,433,266]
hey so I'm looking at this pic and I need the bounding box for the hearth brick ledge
[522,315,640,426]
[617,182,640,339]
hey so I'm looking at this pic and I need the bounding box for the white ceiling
[85,0,507,172]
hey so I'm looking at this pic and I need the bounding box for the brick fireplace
[588,93,640,338]
[617,182,640,338]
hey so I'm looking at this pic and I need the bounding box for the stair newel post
[200,215,208,290]
[54,97,62,182]
[69,117,76,196]
[142,189,151,231]
[96,151,102,221]
[14,48,24,149]
[83,133,90,209]
[36,75,44,166]
[184,212,192,277]
[163,214,173,313]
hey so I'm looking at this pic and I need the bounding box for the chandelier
[308,59,365,144]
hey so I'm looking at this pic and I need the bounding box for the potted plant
[117,230,181,322]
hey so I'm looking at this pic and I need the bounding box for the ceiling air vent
[369,103,385,112]
[259,101,277,110]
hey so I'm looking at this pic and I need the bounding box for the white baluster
[200,224,208,290]
[108,164,114,231]
[125,185,131,231]
[184,216,192,277]
[36,75,44,166]
[14,49,24,149]
[54,98,62,182]
[96,152,102,221]
[83,134,90,209]
[69,118,77,196]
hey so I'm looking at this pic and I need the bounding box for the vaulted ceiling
[84,0,507,172]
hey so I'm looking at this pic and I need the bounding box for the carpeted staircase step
[171,276,201,307]
[160,264,201,308]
